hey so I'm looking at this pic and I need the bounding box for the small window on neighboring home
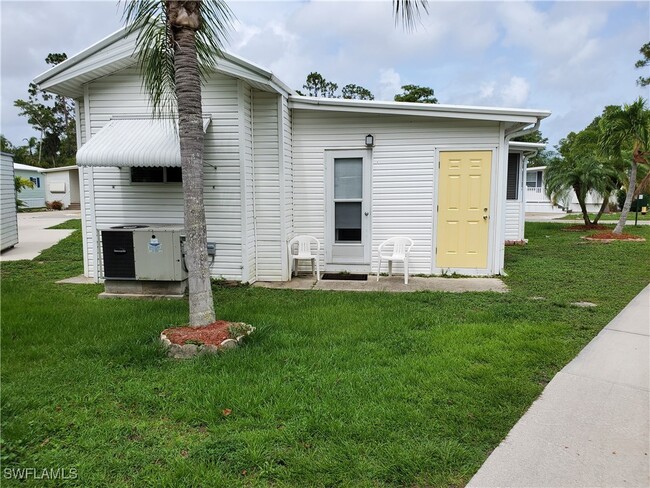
[526,171,538,188]
[506,153,519,200]
[131,167,182,183]
[29,176,41,188]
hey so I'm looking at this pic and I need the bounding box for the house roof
[33,27,293,98]
[38,165,79,173]
[509,141,547,150]
[34,26,550,127]
[289,96,551,125]
[14,163,43,172]
[76,117,211,167]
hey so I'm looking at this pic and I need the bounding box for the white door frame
[324,148,372,266]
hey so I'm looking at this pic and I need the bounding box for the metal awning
[77,117,211,167]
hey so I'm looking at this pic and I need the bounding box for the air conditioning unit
[100,224,187,296]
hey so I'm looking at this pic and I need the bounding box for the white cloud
[500,76,529,107]
[378,68,402,101]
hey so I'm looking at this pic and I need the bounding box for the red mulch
[162,320,232,346]
[563,224,608,232]
[584,232,646,242]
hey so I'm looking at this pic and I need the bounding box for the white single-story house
[39,165,81,210]
[34,27,550,283]
[525,166,609,214]
[1,152,19,251]
[14,163,45,208]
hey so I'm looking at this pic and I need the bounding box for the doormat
[321,273,368,281]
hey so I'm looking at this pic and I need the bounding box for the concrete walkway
[0,210,81,261]
[254,275,508,293]
[468,284,650,488]
[526,212,650,225]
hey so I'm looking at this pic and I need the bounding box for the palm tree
[123,0,233,327]
[123,0,427,327]
[600,98,650,234]
[547,124,621,226]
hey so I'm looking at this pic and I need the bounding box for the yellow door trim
[436,151,491,269]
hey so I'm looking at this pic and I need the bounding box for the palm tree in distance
[122,0,428,327]
[600,98,650,234]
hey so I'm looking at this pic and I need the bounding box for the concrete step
[67,203,81,210]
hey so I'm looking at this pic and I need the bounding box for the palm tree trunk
[174,25,216,327]
[574,183,592,225]
[592,191,610,224]
[614,162,638,234]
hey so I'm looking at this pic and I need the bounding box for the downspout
[498,119,542,274]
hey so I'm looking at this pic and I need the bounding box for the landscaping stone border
[160,324,255,359]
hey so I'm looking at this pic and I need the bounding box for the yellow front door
[436,151,492,269]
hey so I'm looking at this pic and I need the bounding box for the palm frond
[121,0,234,116]
[393,0,429,31]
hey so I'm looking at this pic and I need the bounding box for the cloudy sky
[1,0,649,149]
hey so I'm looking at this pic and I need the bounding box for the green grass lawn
[2,222,649,487]
[560,211,650,221]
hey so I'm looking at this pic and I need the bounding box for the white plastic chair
[287,235,321,281]
[376,236,414,284]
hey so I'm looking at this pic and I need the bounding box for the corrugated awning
[77,117,211,167]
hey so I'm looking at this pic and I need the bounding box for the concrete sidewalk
[468,284,650,488]
[0,210,81,261]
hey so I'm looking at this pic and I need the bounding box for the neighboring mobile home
[40,165,81,210]
[14,163,45,209]
[525,166,609,214]
[34,28,550,283]
[1,152,19,251]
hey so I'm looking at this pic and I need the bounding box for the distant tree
[512,130,553,167]
[297,72,339,98]
[1,135,14,152]
[600,97,650,234]
[635,42,650,87]
[15,176,34,209]
[14,53,75,167]
[394,84,437,103]
[546,116,621,225]
[341,84,374,100]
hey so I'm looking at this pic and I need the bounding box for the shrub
[46,200,64,210]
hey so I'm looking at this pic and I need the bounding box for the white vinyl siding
[252,91,283,280]
[292,111,501,274]
[505,201,522,241]
[281,96,293,271]
[1,153,18,251]
[240,82,256,282]
[81,67,244,280]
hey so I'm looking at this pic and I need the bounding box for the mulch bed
[162,320,236,346]
[583,232,646,242]
[563,224,608,232]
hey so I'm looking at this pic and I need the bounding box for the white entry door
[325,149,371,266]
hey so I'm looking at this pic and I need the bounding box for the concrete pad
[253,275,508,293]
[56,275,96,285]
[0,210,81,261]
[467,284,650,488]
[98,292,185,300]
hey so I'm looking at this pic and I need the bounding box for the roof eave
[289,96,551,124]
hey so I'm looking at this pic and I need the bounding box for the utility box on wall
[100,224,187,297]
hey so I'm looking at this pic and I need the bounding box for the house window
[29,176,40,188]
[131,167,182,183]
[526,171,542,188]
[506,153,519,200]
